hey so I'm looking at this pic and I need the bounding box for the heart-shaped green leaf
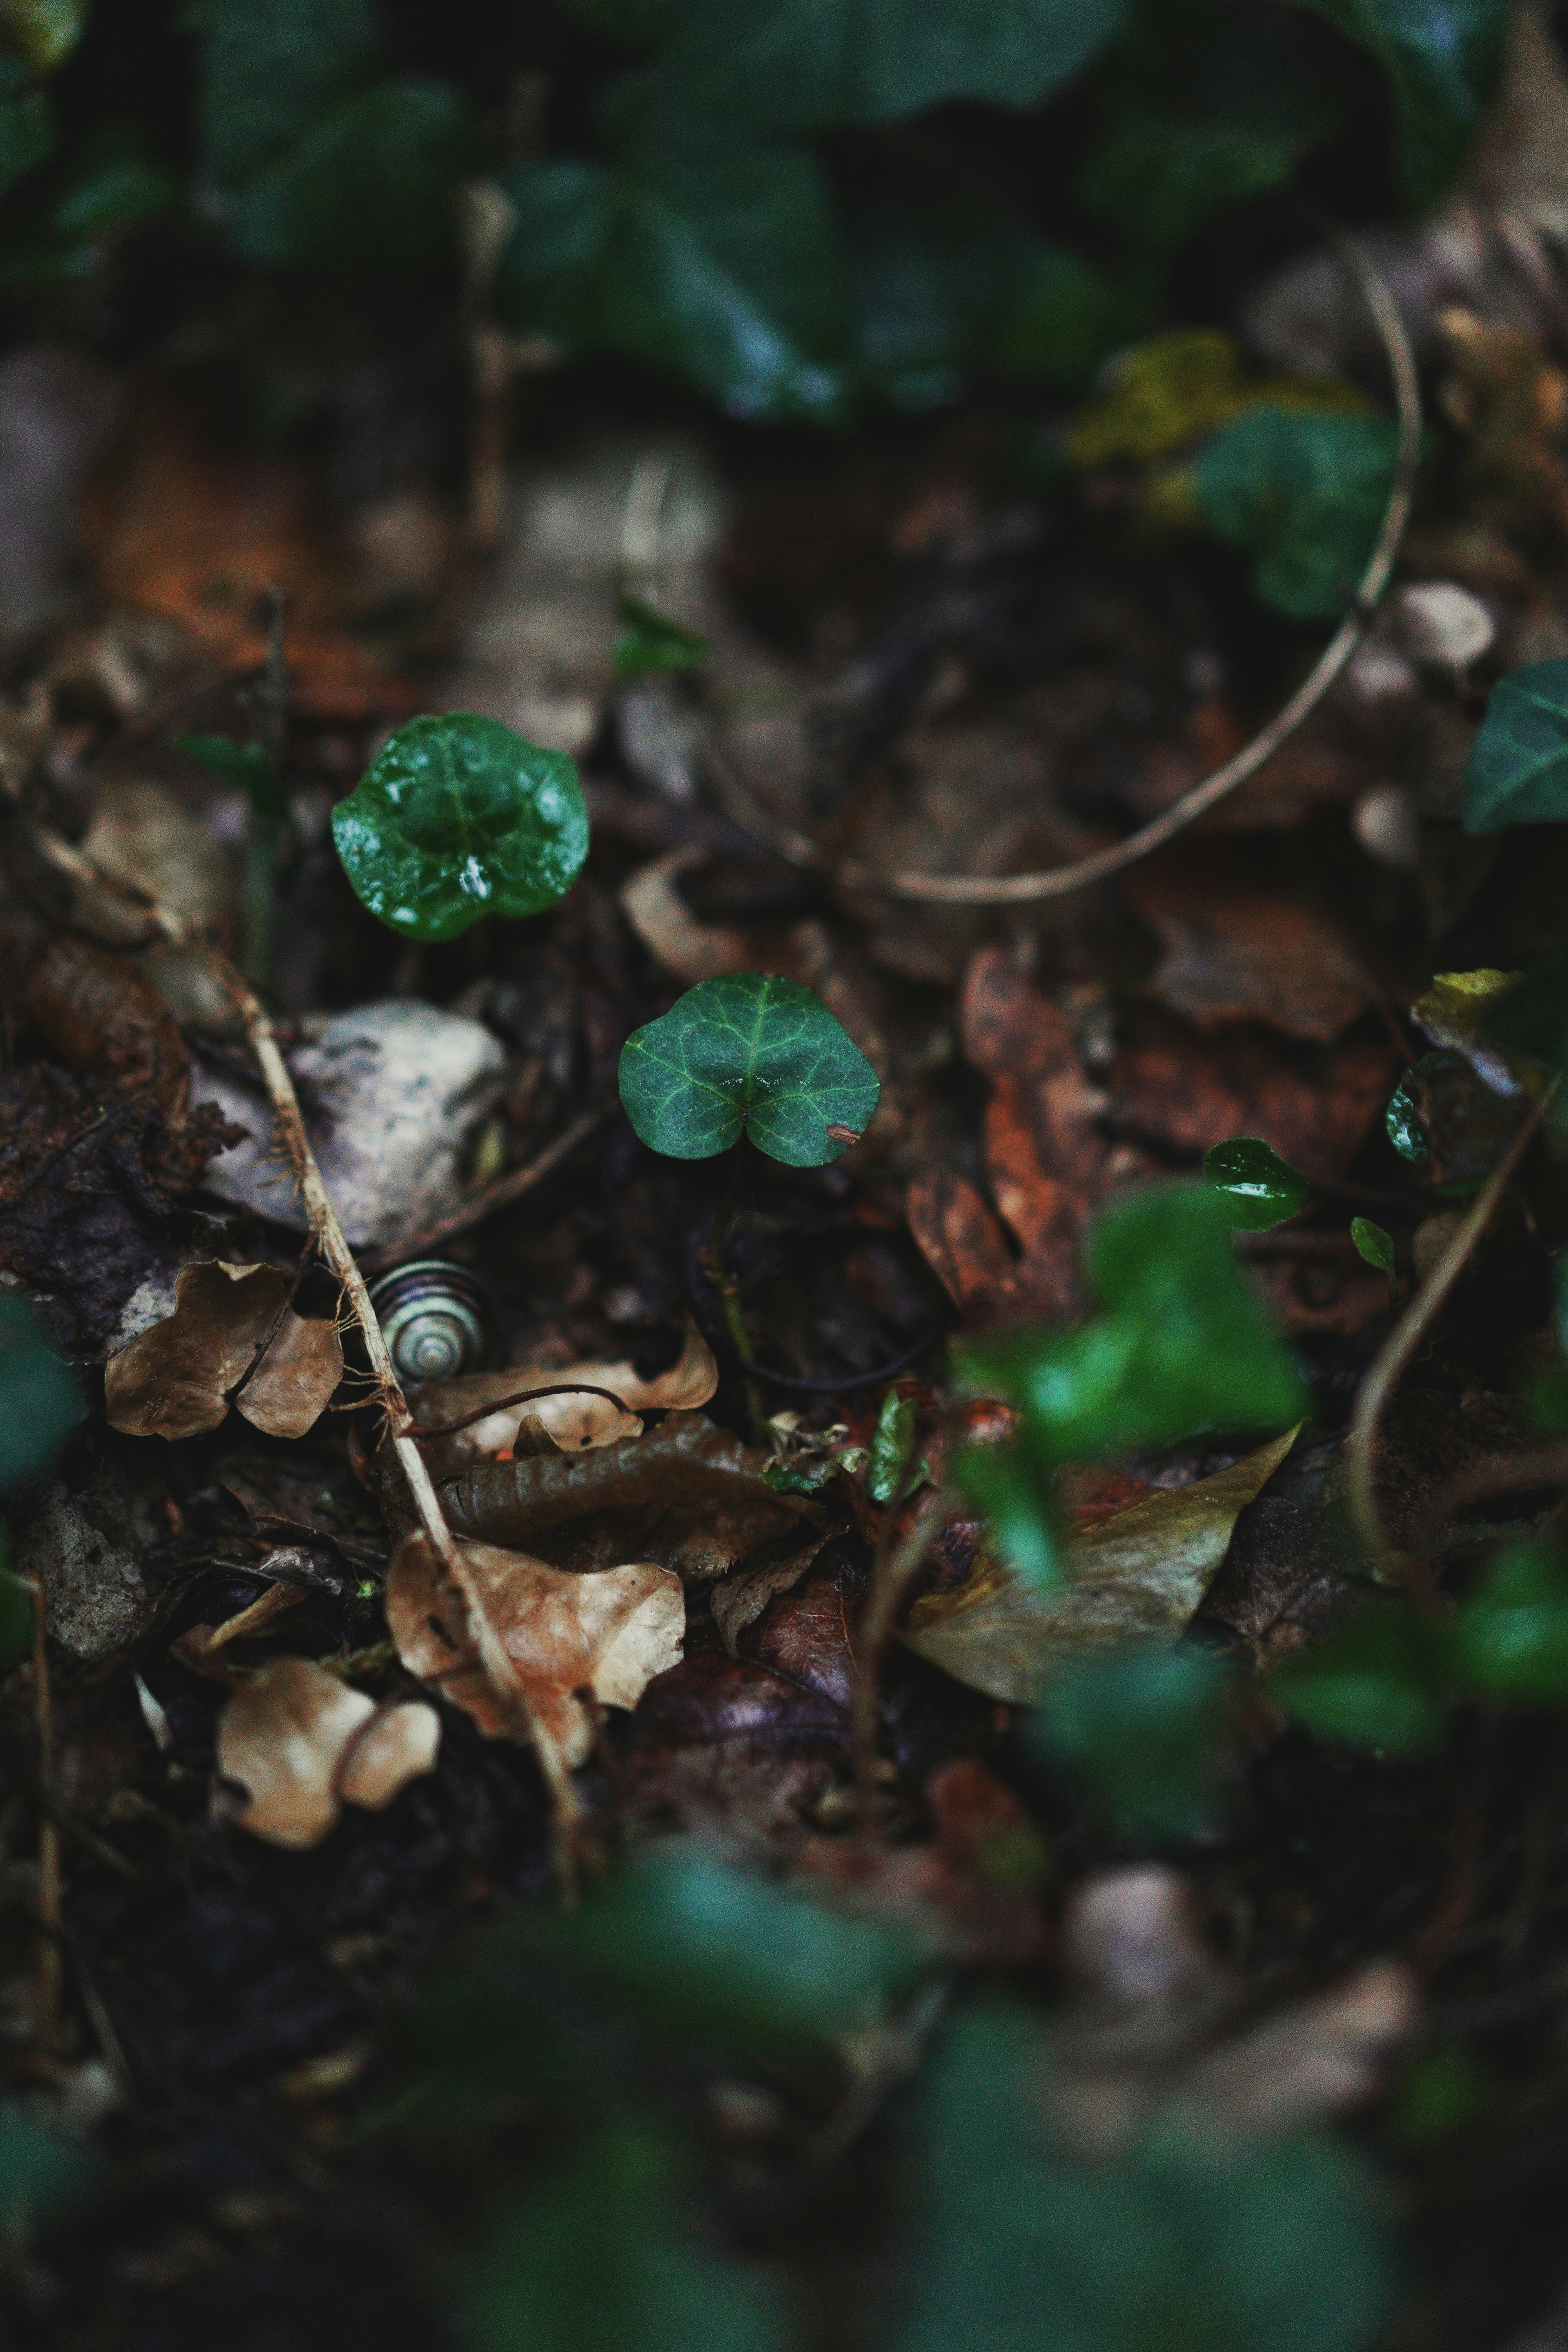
[1463,659,1568,833]
[1203,1135,1309,1229]
[331,713,589,944]
[618,973,879,1165]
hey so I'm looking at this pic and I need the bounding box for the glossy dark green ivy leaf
[905,2008,1394,2352]
[1451,1541,1568,1706]
[563,0,1127,135]
[1196,408,1399,621]
[0,1294,81,1498]
[331,713,588,944]
[227,78,475,278]
[1288,0,1509,208]
[619,973,879,1166]
[867,1387,917,1506]
[1272,1601,1451,1753]
[1383,1049,1519,1193]
[1351,1217,1396,1278]
[1462,659,1568,834]
[462,2122,784,2352]
[196,0,381,185]
[613,594,712,680]
[172,731,285,815]
[1204,1135,1309,1230]
[1033,1645,1238,1838]
[494,143,851,425]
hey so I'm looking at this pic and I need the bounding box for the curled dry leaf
[385,1532,684,1764]
[903,1428,1299,1705]
[104,1260,342,1442]
[409,1319,717,1477]
[215,1657,441,1850]
[437,1409,816,1580]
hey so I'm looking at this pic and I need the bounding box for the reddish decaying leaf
[104,1260,342,1441]
[385,1531,684,1763]
[1122,849,1372,1044]
[409,1320,718,1475]
[1107,1009,1398,1183]
[214,1657,440,1849]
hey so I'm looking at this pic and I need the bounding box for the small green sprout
[1203,1135,1308,1229]
[1350,1216,1396,1300]
[613,594,712,680]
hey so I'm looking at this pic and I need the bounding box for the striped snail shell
[365,1260,491,1384]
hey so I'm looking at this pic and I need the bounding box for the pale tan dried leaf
[214,1657,441,1849]
[235,1304,344,1439]
[904,1428,1299,1704]
[410,1319,717,1475]
[621,849,757,983]
[385,1532,684,1764]
[105,1261,284,1440]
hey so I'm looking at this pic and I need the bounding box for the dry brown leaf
[104,1260,342,1442]
[385,1532,684,1762]
[1122,852,1372,1044]
[409,1319,717,1477]
[214,1657,440,1849]
[904,1428,1299,1704]
[437,1409,816,1580]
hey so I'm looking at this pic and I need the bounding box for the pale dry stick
[853,1487,952,1837]
[703,233,1422,906]
[1345,1084,1559,1571]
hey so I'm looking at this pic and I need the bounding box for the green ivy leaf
[1287,0,1509,209]
[494,145,851,425]
[0,1294,81,1498]
[613,594,712,679]
[1462,659,1568,834]
[1272,1601,1451,1752]
[1204,1136,1310,1230]
[867,1387,916,1505]
[195,0,381,185]
[562,0,1127,134]
[618,973,880,1166]
[1351,1217,1396,1277]
[331,713,589,944]
[462,2121,785,2352]
[227,78,476,277]
[906,2009,1394,2352]
[1196,408,1399,621]
[1452,1541,1568,1706]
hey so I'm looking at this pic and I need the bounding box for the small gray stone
[192,1000,507,1249]
[13,1474,148,1661]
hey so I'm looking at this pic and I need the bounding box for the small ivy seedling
[1203,1135,1308,1230]
[1351,1216,1397,1299]
[613,594,712,681]
[332,712,589,943]
[618,973,878,1167]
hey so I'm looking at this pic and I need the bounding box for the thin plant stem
[853,1486,950,1838]
[1346,1084,1558,1572]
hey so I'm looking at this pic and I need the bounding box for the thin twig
[852,1488,951,1837]
[1345,1087,1557,1570]
[356,1107,603,1274]
[703,232,1421,905]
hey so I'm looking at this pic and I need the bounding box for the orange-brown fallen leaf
[105,1260,343,1441]
[385,1532,684,1763]
[214,1657,440,1849]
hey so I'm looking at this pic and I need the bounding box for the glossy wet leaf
[912,1430,1298,1701]
[463,2121,784,2352]
[906,2008,1394,2352]
[618,973,879,1165]
[196,0,381,184]
[1451,1541,1568,1706]
[1272,1602,1451,1752]
[1383,1049,1519,1192]
[0,1294,81,1497]
[1351,1218,1396,1277]
[1197,408,1400,621]
[566,0,1126,134]
[1462,659,1568,834]
[227,77,475,278]
[1289,0,1509,207]
[867,1388,917,1506]
[1205,1136,1310,1230]
[1035,1645,1238,1837]
[613,594,711,679]
[494,145,851,425]
[331,712,588,943]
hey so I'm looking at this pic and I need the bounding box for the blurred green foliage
[1033,1646,1238,1837]
[0,1292,80,1498]
[1196,409,1400,619]
[1463,659,1568,834]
